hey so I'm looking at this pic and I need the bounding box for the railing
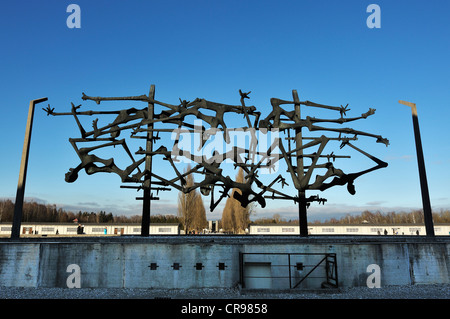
[239,252,338,289]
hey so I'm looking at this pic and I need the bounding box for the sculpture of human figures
[44,86,388,213]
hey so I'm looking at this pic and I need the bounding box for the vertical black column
[411,109,434,236]
[399,100,434,237]
[11,98,48,238]
[141,85,155,237]
[293,90,308,237]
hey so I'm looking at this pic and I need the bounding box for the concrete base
[0,236,449,289]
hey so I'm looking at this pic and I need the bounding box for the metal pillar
[293,90,308,237]
[141,85,155,236]
[11,97,48,238]
[399,100,434,237]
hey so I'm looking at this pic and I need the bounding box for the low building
[0,223,180,236]
[249,223,450,236]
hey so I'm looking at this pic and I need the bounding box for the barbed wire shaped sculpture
[43,84,389,236]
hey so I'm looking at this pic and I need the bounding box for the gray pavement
[0,284,448,299]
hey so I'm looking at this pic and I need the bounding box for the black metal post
[141,85,155,236]
[288,253,292,289]
[11,98,48,238]
[293,90,308,237]
[239,252,245,288]
[399,100,434,237]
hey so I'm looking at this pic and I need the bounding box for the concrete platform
[1,235,449,289]
[2,234,449,243]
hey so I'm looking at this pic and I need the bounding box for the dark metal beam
[141,85,155,237]
[11,97,48,238]
[293,90,308,237]
[399,100,434,237]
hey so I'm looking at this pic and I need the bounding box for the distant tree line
[2,197,449,230]
[251,209,450,225]
[0,199,180,224]
[251,213,299,225]
[0,199,94,223]
[313,209,450,224]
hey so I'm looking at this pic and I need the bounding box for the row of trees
[0,199,116,223]
[177,165,208,233]
[113,214,180,224]
[2,188,449,233]
[252,210,450,225]
[0,199,179,225]
[0,166,251,234]
[176,166,252,234]
[316,209,450,225]
[220,168,251,233]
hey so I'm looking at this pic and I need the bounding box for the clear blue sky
[1,0,449,222]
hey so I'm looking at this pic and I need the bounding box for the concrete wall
[0,237,448,289]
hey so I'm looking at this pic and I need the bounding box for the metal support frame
[292,253,337,288]
[141,85,155,236]
[399,100,434,237]
[239,252,338,289]
[293,90,308,237]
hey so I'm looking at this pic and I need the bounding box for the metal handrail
[240,252,338,289]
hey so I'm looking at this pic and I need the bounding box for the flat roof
[0,222,180,226]
[1,234,449,245]
[249,223,450,227]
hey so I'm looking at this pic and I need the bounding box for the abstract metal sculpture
[43,84,388,236]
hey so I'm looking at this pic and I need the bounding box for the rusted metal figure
[44,85,388,236]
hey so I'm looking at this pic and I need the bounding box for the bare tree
[192,194,208,233]
[221,196,236,233]
[221,168,251,233]
[177,165,207,233]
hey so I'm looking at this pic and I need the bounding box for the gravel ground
[0,284,448,299]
